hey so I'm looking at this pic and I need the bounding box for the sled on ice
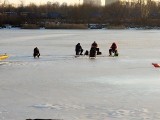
[0,54,9,60]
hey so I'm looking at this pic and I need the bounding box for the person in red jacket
[109,42,118,56]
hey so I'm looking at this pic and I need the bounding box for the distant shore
[1,24,160,30]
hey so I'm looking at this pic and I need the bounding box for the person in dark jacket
[33,47,40,58]
[109,42,118,56]
[89,47,97,58]
[91,41,98,48]
[91,41,101,55]
[75,43,83,55]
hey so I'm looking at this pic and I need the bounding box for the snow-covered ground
[0,29,160,120]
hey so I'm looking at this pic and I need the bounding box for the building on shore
[83,0,101,6]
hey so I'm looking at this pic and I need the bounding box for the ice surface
[0,29,160,120]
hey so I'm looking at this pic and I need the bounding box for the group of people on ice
[75,41,118,57]
[33,41,118,59]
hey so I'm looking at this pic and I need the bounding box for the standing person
[33,47,40,58]
[109,42,118,56]
[75,43,83,55]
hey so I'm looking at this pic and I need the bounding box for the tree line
[0,0,160,28]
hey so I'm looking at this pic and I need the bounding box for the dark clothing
[84,50,89,56]
[91,41,101,55]
[109,43,118,56]
[89,47,96,57]
[96,48,100,53]
[33,47,40,58]
[75,43,83,55]
[91,42,98,48]
[110,43,117,51]
[109,49,118,56]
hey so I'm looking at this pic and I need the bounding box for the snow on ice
[0,29,160,120]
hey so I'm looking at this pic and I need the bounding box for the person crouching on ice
[89,46,97,57]
[91,41,98,51]
[91,41,101,55]
[109,42,118,56]
[75,43,83,55]
[33,47,40,58]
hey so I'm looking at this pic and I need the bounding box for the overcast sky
[2,0,159,6]
[4,0,105,6]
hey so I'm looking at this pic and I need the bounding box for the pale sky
[4,0,105,6]
[2,0,159,6]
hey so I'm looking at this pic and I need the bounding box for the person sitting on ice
[91,41,101,55]
[109,42,118,56]
[33,47,40,58]
[75,43,83,55]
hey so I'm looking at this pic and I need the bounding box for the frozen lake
[0,29,160,120]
